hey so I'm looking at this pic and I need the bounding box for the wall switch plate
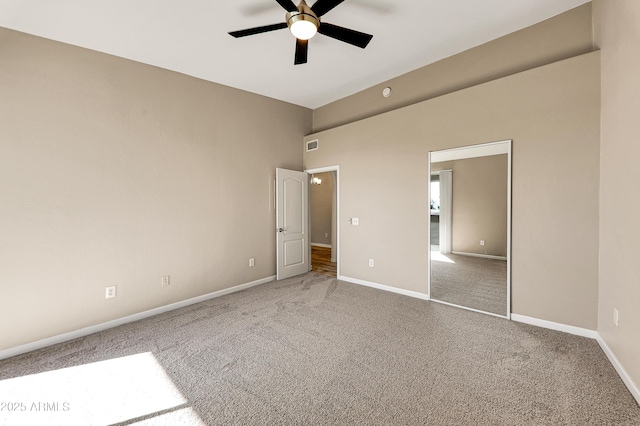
[369,259,374,267]
[480,240,485,246]
[613,308,619,326]
[351,218,360,225]
[161,275,170,287]
[249,258,255,267]
[105,286,116,299]
[325,233,329,238]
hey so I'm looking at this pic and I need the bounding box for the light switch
[352,218,359,225]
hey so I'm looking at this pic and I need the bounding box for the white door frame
[428,140,512,319]
[305,165,340,278]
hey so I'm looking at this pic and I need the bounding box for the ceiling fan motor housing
[286,0,320,38]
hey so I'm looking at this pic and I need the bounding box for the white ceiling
[0,0,589,109]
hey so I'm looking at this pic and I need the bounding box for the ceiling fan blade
[311,0,345,17]
[294,39,308,65]
[318,23,373,48]
[275,0,299,12]
[229,22,288,38]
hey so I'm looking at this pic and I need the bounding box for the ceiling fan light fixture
[287,11,319,40]
[289,18,318,40]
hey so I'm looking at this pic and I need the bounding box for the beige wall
[594,0,640,395]
[312,4,594,132]
[310,172,332,245]
[304,52,600,329]
[0,28,312,350]
[432,155,508,257]
[4,5,637,398]
[5,4,632,385]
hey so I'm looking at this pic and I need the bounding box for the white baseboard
[451,251,507,261]
[338,275,430,301]
[596,335,640,406]
[508,315,640,404]
[311,243,332,248]
[0,275,276,361]
[511,314,598,339]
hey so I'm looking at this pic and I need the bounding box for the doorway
[431,170,453,254]
[306,166,340,278]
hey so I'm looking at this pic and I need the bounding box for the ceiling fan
[229,0,373,65]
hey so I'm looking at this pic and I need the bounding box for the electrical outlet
[613,308,619,326]
[480,240,485,246]
[161,275,170,287]
[105,286,116,299]
[369,259,374,267]
[325,233,329,238]
[249,258,255,267]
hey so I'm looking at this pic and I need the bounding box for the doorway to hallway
[307,166,340,279]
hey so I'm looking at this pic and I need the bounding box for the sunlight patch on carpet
[431,251,456,263]
[0,352,205,425]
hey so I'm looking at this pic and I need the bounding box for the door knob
[278,228,284,233]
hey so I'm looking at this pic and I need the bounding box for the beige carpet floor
[1,273,639,425]
[431,251,508,316]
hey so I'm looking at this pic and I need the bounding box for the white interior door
[276,168,309,280]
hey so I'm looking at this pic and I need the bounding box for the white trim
[427,152,432,298]
[305,165,338,174]
[596,335,640,405]
[0,275,276,361]
[339,275,430,301]
[451,251,508,261]
[512,314,639,405]
[430,139,511,162]
[305,165,340,278]
[311,243,332,248]
[431,298,508,319]
[511,314,598,339]
[506,140,512,318]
